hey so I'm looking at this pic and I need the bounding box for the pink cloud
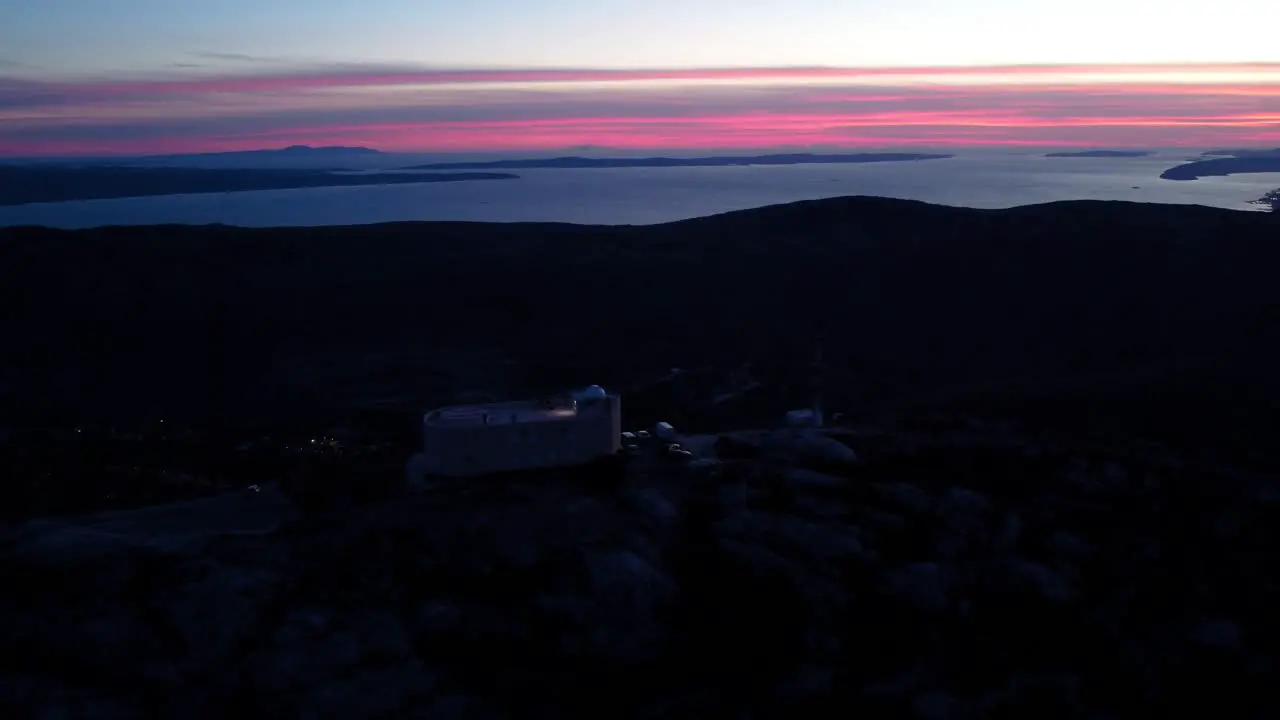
[1,62,1278,155]
[158,112,1280,154]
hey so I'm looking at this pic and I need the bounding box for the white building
[408,385,622,479]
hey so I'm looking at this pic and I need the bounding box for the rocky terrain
[3,424,1277,718]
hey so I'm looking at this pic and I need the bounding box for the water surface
[1,154,1275,229]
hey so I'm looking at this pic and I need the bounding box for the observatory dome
[573,385,608,401]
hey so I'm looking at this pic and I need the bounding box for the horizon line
[8,143,1276,161]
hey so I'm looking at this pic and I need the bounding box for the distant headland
[398,152,953,170]
[0,145,388,171]
[1201,148,1280,158]
[0,166,517,206]
[1044,150,1153,158]
[1160,156,1280,181]
[149,145,383,161]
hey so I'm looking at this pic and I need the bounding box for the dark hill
[2,195,1278,441]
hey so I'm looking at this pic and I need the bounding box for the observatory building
[408,385,622,479]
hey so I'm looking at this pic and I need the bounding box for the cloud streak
[190,52,274,62]
[1,62,1278,155]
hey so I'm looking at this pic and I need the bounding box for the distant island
[399,152,953,170]
[1159,156,1280,181]
[1200,148,1280,159]
[0,166,516,206]
[5,145,388,171]
[1044,150,1152,158]
[133,145,383,163]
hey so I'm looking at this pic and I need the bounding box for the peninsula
[1251,189,1280,212]
[398,152,953,170]
[0,165,518,206]
[1160,156,1280,180]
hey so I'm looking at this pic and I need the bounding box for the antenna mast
[810,337,825,428]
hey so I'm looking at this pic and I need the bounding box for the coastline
[1160,156,1280,181]
[0,167,519,206]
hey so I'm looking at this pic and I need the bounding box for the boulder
[780,468,846,492]
[715,430,858,468]
[1189,618,1243,651]
[880,562,951,614]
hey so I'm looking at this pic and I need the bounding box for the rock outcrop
[2,428,1278,718]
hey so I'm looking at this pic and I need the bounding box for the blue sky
[3,0,1275,75]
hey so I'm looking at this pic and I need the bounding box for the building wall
[421,395,621,477]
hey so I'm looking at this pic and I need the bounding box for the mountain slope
[0,196,1277,430]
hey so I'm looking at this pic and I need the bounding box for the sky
[1,0,1278,156]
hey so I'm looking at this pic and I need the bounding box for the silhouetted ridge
[2,194,1277,430]
[279,145,379,153]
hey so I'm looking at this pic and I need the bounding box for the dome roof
[574,384,608,400]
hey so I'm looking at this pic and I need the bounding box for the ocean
[0,154,1276,229]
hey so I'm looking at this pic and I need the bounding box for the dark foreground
[2,196,1280,716]
[3,426,1277,718]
